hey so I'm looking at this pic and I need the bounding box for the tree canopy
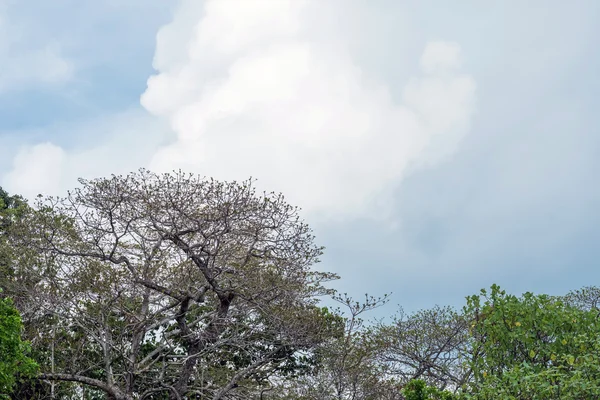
[0,294,37,399]
[0,174,598,400]
[463,284,600,399]
[9,171,339,399]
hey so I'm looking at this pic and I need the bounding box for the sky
[1,0,599,315]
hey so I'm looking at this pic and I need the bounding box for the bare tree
[269,294,404,400]
[373,306,471,391]
[564,286,600,312]
[12,170,338,400]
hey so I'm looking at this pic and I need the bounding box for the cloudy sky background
[1,0,599,314]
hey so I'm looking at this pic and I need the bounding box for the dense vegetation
[0,171,598,399]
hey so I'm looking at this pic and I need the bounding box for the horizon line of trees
[1,171,599,399]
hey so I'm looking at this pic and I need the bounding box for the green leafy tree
[402,379,457,400]
[463,284,600,399]
[0,187,28,292]
[0,293,38,399]
[0,188,69,398]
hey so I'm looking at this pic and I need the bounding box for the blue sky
[1,0,599,315]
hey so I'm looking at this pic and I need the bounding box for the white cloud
[0,44,72,91]
[4,142,66,199]
[141,0,476,220]
[420,41,462,74]
[1,109,169,200]
[2,0,475,222]
[0,6,73,92]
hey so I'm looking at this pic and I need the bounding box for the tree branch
[38,373,131,400]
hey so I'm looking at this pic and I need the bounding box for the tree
[0,187,29,293]
[463,284,600,399]
[269,294,401,400]
[11,170,338,400]
[323,293,392,400]
[0,293,38,399]
[563,286,600,312]
[0,188,59,398]
[373,306,470,391]
[402,379,457,400]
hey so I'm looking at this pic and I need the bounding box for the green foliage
[0,187,31,292]
[402,379,457,400]
[0,187,27,230]
[0,294,38,399]
[463,284,600,399]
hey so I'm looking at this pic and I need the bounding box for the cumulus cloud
[2,0,475,222]
[3,142,66,199]
[141,0,476,220]
[1,109,168,200]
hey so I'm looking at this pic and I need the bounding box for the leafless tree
[564,286,600,312]
[267,294,404,400]
[12,170,338,400]
[373,305,471,391]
